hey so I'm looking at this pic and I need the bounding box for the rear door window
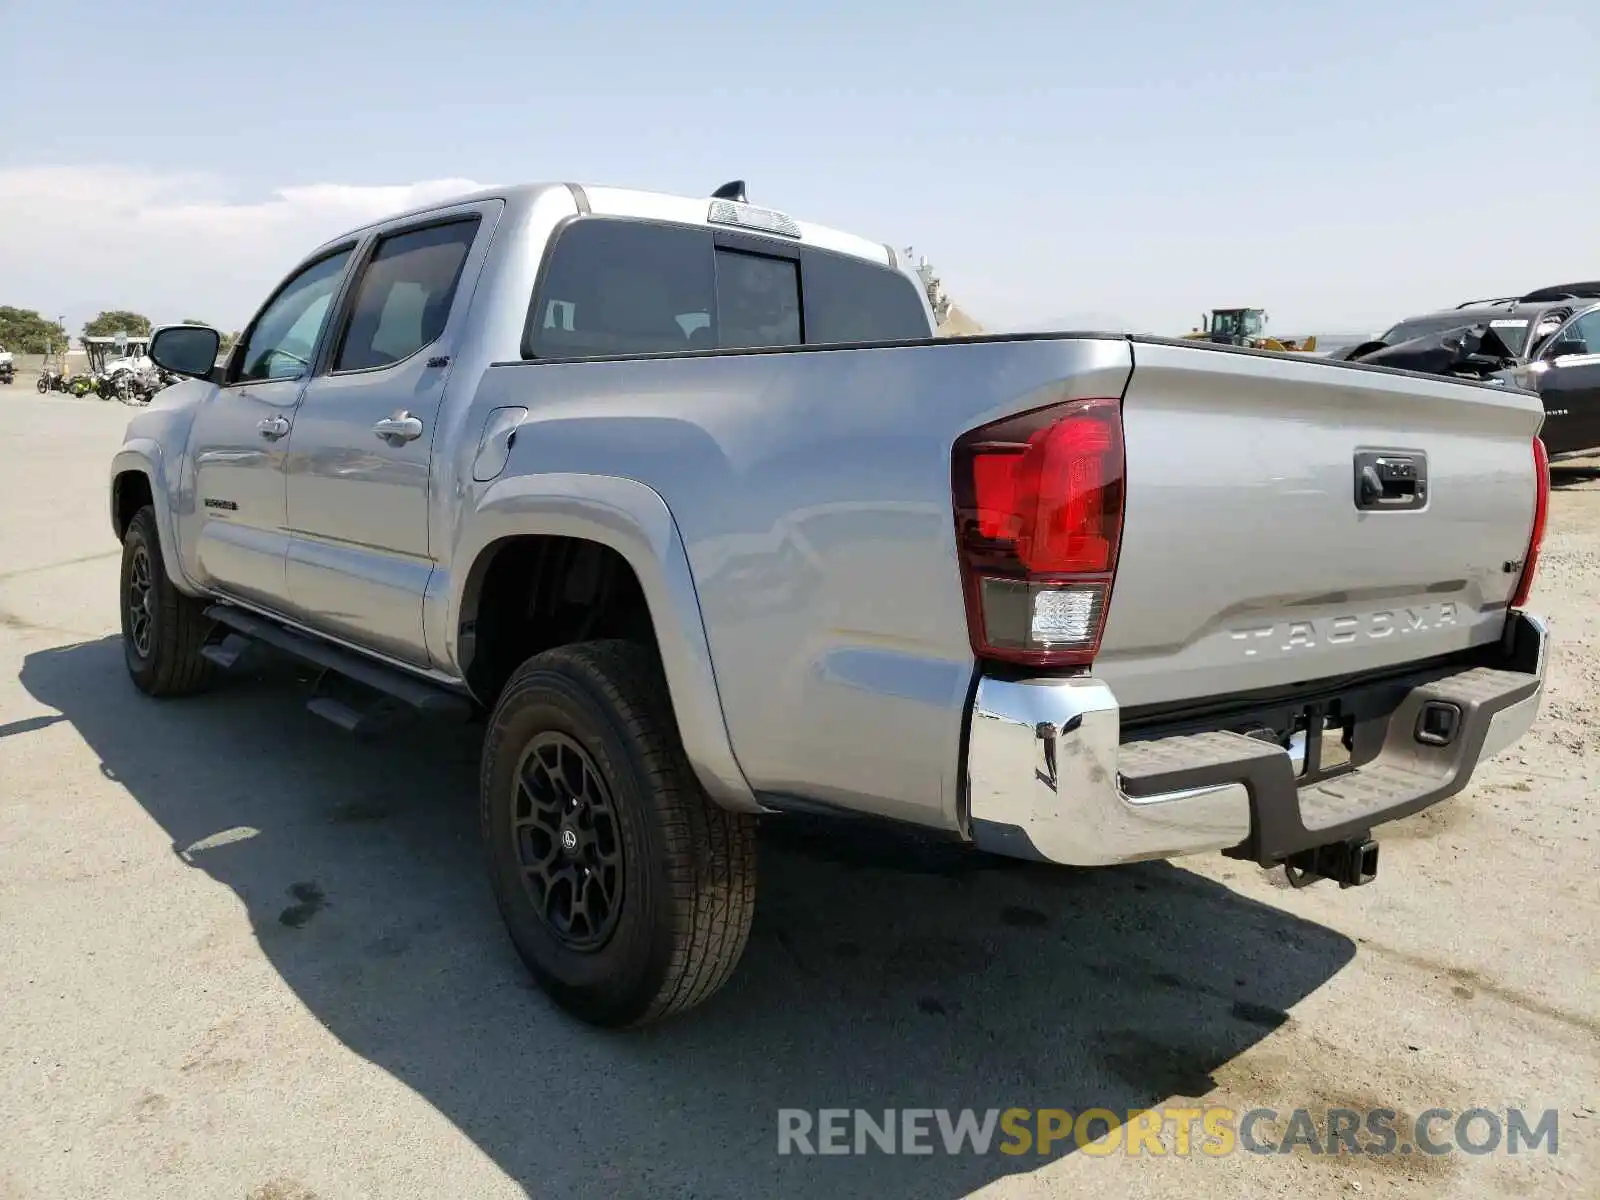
[333,217,480,372]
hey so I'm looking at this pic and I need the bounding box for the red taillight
[1511,435,1549,609]
[952,397,1125,667]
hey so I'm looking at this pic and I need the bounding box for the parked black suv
[1346,283,1600,461]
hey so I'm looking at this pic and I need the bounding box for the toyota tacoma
[110,179,1552,1027]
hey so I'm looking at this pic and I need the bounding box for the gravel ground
[0,394,1595,1199]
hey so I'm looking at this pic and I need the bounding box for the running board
[199,632,255,671]
[203,604,474,727]
[303,690,410,738]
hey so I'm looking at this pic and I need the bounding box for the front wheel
[120,506,215,696]
[480,640,757,1028]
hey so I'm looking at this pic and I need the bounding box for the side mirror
[149,324,221,378]
[1546,339,1589,361]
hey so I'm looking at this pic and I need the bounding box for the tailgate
[1095,339,1544,709]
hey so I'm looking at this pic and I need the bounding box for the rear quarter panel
[464,336,1132,828]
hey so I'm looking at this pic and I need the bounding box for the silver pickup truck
[111,180,1552,1028]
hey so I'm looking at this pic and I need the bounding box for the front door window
[234,249,354,383]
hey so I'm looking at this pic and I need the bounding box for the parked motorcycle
[111,365,176,405]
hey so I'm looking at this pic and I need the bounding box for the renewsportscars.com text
[776,1106,1560,1158]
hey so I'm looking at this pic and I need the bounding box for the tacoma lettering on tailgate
[1229,603,1459,656]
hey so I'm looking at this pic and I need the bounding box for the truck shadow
[20,637,1355,1199]
[1550,464,1600,489]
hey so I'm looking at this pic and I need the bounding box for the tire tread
[124,506,214,697]
[481,639,756,1026]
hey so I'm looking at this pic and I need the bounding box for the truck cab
[1203,307,1267,345]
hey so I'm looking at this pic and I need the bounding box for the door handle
[373,412,424,442]
[257,416,290,441]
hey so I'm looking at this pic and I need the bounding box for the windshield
[1380,314,1529,353]
[1210,310,1263,338]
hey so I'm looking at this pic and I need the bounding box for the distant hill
[937,305,983,336]
[1011,313,1133,334]
[1291,332,1377,357]
[1006,319,1379,357]
[903,247,988,337]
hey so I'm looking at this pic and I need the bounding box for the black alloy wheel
[512,730,626,950]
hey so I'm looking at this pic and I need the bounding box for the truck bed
[462,331,1544,829]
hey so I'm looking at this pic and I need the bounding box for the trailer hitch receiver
[1283,837,1380,889]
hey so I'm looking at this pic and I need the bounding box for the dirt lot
[1,394,1595,1199]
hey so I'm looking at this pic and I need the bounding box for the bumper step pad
[1119,731,1286,795]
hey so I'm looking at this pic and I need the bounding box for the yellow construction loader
[1184,308,1318,353]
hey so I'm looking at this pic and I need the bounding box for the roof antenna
[711,180,747,203]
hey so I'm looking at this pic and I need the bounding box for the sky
[1,0,1595,339]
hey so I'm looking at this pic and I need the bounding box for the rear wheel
[120,506,215,696]
[480,640,757,1027]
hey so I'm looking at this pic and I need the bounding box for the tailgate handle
[1354,452,1427,511]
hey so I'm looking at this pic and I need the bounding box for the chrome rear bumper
[964,612,1548,868]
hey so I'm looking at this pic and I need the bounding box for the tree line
[0,307,239,354]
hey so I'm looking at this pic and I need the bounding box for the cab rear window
[524,217,928,359]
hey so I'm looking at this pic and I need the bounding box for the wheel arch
[449,473,760,813]
[110,442,201,595]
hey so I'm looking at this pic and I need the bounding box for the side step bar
[203,604,474,732]
[199,632,255,671]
